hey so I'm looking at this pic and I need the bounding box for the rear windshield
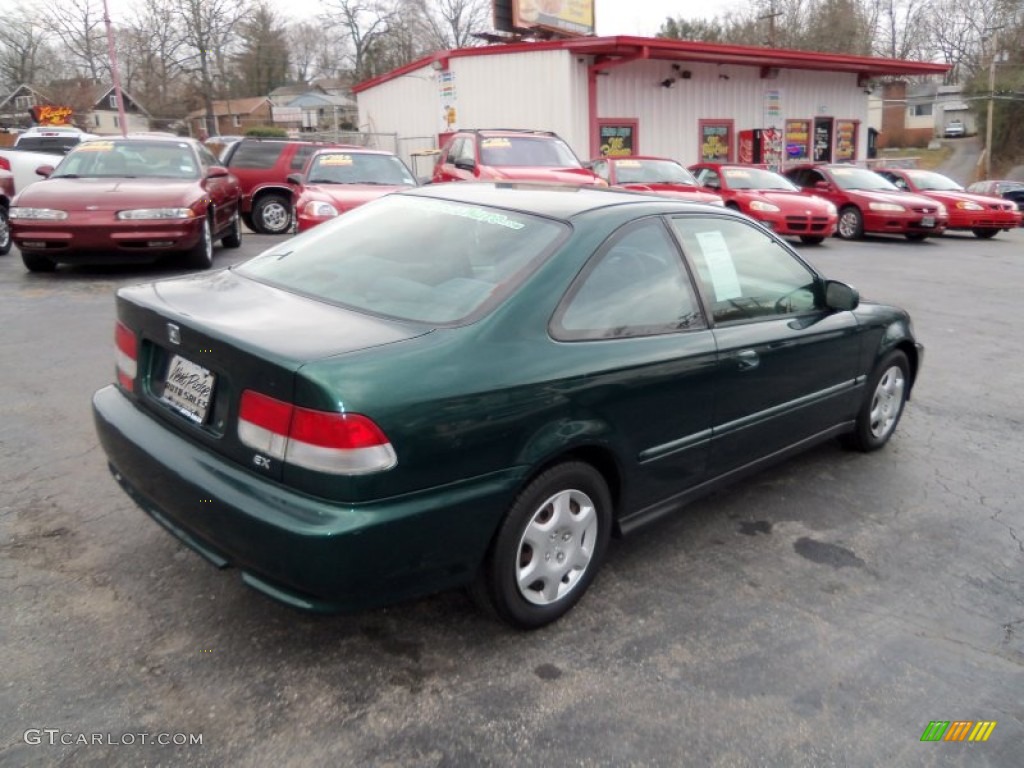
[228,141,286,169]
[13,136,81,154]
[237,194,566,324]
[479,136,582,168]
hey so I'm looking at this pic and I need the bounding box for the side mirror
[36,165,54,178]
[206,165,229,179]
[814,180,831,191]
[825,280,859,311]
[454,158,477,173]
[286,173,304,186]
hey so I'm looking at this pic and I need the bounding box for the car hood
[301,183,407,210]
[15,177,198,211]
[617,183,723,203]
[749,190,834,210]
[488,166,603,185]
[844,189,937,207]
[135,268,431,362]
[910,189,1014,208]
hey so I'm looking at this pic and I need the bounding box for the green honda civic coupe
[93,182,922,629]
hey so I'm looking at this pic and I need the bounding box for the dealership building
[354,35,948,170]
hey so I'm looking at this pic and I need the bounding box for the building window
[114,116,119,128]
[911,103,933,117]
[232,115,241,128]
[109,95,117,109]
[14,94,36,110]
[94,114,101,127]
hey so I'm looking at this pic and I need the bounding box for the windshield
[52,140,200,179]
[904,170,963,191]
[829,166,900,192]
[614,159,698,186]
[722,167,799,191]
[237,194,567,324]
[306,152,416,186]
[479,136,582,168]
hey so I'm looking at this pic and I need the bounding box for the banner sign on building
[30,105,74,125]
[494,0,595,37]
[438,69,458,132]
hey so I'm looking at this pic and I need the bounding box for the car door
[197,144,233,231]
[670,215,864,475]
[550,217,717,520]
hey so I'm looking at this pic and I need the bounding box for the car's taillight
[0,156,9,171]
[238,390,396,475]
[115,321,137,392]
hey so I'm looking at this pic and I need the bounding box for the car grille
[909,206,939,214]
[783,215,832,232]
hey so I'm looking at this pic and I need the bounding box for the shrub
[244,126,288,138]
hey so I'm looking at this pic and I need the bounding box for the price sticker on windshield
[321,154,353,166]
[481,138,511,149]
[78,141,115,152]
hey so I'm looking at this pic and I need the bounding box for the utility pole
[758,0,783,47]
[985,29,1000,180]
[101,0,128,137]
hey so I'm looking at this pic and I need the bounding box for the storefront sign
[785,119,810,161]
[509,0,595,37]
[438,69,458,132]
[699,120,733,162]
[598,120,637,156]
[835,120,857,162]
[30,105,73,125]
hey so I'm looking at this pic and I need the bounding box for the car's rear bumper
[92,385,521,613]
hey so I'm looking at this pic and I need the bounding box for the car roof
[458,128,561,138]
[404,181,727,220]
[78,135,199,145]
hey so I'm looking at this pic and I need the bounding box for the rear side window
[291,145,317,171]
[228,141,285,169]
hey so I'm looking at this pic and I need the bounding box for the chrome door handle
[736,349,760,371]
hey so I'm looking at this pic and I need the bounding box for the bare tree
[414,0,489,49]
[321,0,398,81]
[47,0,109,81]
[118,0,193,118]
[176,0,247,135]
[0,8,58,91]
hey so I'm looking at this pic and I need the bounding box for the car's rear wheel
[252,194,291,234]
[22,251,56,272]
[222,209,242,248]
[472,462,612,629]
[905,232,928,241]
[0,206,11,255]
[836,206,864,239]
[972,228,999,239]
[842,350,909,452]
[183,216,213,269]
[800,235,825,245]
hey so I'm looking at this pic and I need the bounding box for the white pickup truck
[0,127,97,194]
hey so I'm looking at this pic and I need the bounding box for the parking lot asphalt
[1,227,1022,767]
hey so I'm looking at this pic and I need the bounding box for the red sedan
[785,164,948,241]
[9,136,242,272]
[690,163,838,244]
[589,156,724,205]
[874,168,1021,238]
[290,148,418,233]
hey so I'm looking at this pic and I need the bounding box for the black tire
[221,209,242,248]
[22,251,56,272]
[842,350,910,452]
[472,462,612,629]
[836,206,864,239]
[0,206,11,255]
[905,232,928,241]
[725,201,742,211]
[252,194,291,234]
[972,228,999,239]
[241,212,255,233]
[800,235,825,245]
[183,216,214,269]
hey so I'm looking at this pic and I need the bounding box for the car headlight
[955,201,983,211]
[9,207,68,220]
[822,201,837,215]
[868,202,906,212]
[749,200,781,213]
[116,208,195,220]
[303,201,339,218]
[935,204,948,216]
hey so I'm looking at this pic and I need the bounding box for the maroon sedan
[590,156,724,205]
[874,168,1021,238]
[10,136,242,272]
[290,148,418,233]
[690,163,838,244]
[785,164,948,240]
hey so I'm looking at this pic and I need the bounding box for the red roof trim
[352,35,948,93]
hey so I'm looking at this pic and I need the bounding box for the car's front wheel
[22,251,56,272]
[472,462,612,629]
[0,206,11,256]
[972,228,999,239]
[836,206,864,239]
[800,235,825,245]
[842,350,909,452]
[222,209,242,248]
[183,216,213,269]
[252,194,291,234]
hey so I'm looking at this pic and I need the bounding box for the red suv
[784,164,948,240]
[432,129,604,186]
[221,138,340,233]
